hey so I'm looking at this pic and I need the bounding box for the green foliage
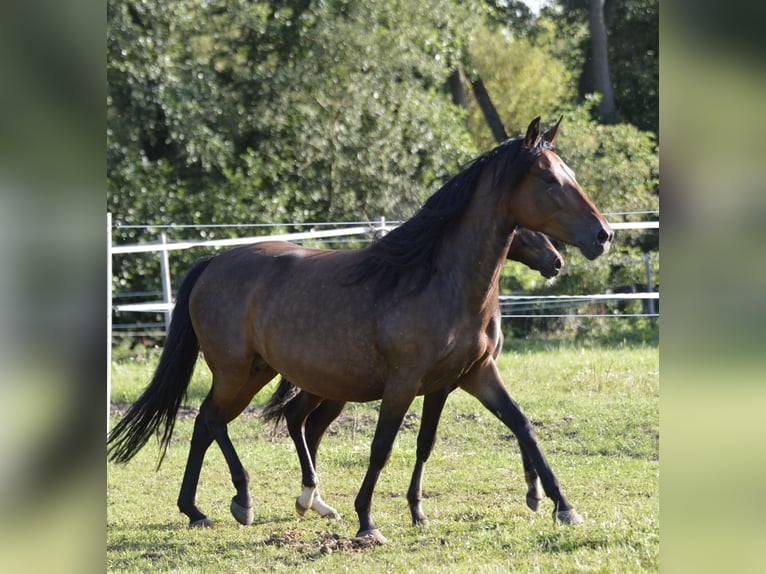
[544,0,659,134]
[552,97,659,216]
[462,12,657,343]
[108,0,478,293]
[465,22,577,150]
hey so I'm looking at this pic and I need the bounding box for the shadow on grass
[536,530,610,553]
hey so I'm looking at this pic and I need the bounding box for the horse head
[510,117,613,260]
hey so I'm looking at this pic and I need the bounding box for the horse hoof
[554,508,583,525]
[320,508,341,520]
[356,528,388,545]
[189,517,213,528]
[231,499,254,526]
[526,493,542,512]
[410,507,430,526]
[295,498,308,517]
[311,494,341,519]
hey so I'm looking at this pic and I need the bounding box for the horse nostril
[554,257,562,270]
[597,228,610,245]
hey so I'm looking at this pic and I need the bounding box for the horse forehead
[542,150,577,182]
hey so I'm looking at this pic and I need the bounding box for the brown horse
[262,227,564,524]
[107,117,612,544]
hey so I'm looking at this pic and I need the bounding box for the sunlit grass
[108,343,658,572]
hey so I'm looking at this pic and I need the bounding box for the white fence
[108,215,658,331]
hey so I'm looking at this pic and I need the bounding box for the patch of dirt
[263,528,380,554]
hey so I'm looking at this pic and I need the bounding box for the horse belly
[277,326,383,401]
[256,283,384,402]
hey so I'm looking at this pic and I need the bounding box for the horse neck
[438,170,517,312]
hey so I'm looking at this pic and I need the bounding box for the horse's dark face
[510,119,613,260]
[508,228,563,279]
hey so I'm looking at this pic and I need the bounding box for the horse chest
[422,329,492,385]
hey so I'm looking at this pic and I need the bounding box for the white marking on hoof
[189,517,213,528]
[296,485,316,517]
[356,528,387,545]
[230,499,254,526]
[554,508,583,525]
[311,492,341,519]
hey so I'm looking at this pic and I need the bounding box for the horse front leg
[459,361,582,525]
[355,380,420,544]
[407,387,451,526]
[519,442,543,512]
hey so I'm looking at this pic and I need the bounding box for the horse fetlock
[525,477,543,512]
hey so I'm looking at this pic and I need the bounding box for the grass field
[107,340,658,573]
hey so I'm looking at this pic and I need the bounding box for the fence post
[107,212,112,435]
[374,216,387,238]
[644,252,656,325]
[159,231,173,334]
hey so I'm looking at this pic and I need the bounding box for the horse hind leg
[303,399,347,519]
[177,409,215,527]
[219,361,278,525]
[178,359,276,527]
[282,390,344,519]
[177,396,255,527]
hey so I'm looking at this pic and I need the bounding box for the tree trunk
[589,0,617,122]
[470,76,508,143]
[448,68,469,129]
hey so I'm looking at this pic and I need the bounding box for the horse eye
[542,174,558,185]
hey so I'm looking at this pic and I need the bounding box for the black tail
[261,377,301,432]
[107,256,214,466]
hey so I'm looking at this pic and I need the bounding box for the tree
[108,0,479,293]
[542,0,658,133]
[588,0,616,122]
[464,21,577,151]
[458,9,657,339]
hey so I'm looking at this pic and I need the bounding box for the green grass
[108,342,658,573]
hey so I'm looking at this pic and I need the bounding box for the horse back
[189,242,385,401]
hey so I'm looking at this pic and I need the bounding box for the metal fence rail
[108,215,659,328]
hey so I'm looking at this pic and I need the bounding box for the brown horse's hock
[108,117,613,543]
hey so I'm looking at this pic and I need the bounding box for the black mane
[348,134,547,296]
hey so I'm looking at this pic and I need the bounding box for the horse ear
[543,116,563,146]
[524,116,541,148]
